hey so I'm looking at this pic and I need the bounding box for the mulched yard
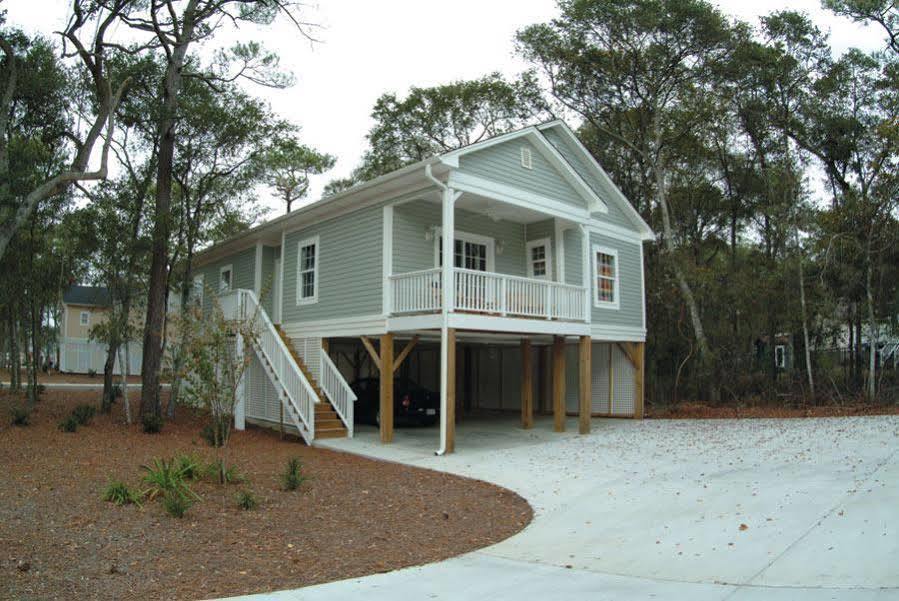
[648,400,899,419]
[0,389,531,600]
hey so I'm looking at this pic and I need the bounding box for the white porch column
[234,332,246,431]
[438,187,457,454]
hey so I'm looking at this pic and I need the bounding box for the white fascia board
[448,313,590,337]
[448,171,590,224]
[589,323,647,342]
[537,122,655,239]
[586,220,648,245]
[281,314,387,338]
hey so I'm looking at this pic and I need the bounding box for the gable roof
[63,285,111,307]
[536,121,654,240]
[440,123,610,215]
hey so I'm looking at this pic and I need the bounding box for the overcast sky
[5,0,884,216]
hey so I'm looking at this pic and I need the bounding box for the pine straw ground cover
[0,390,531,600]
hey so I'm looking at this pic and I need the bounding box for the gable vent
[520,146,533,170]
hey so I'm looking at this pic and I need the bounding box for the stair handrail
[228,289,318,440]
[319,348,357,437]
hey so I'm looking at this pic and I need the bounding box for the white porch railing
[389,268,442,314]
[221,289,317,443]
[319,348,357,437]
[389,267,587,322]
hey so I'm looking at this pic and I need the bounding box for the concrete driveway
[232,415,899,600]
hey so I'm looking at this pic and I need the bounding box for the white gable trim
[441,126,609,214]
[538,121,655,241]
[448,171,590,224]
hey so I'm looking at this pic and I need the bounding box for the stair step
[315,428,348,439]
[315,418,344,429]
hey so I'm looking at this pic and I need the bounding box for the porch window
[435,230,494,272]
[526,238,553,279]
[592,245,619,309]
[296,236,319,304]
[219,265,233,292]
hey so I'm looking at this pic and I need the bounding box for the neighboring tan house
[59,285,143,375]
[192,120,654,453]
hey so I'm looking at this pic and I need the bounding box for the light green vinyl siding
[194,246,256,314]
[563,228,583,286]
[282,205,383,322]
[458,138,586,209]
[589,232,643,328]
[259,245,278,315]
[392,199,527,276]
[540,127,637,230]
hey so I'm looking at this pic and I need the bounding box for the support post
[445,328,456,453]
[234,333,246,431]
[634,341,645,419]
[578,336,591,434]
[552,336,565,432]
[521,338,533,429]
[379,333,394,443]
[321,337,329,355]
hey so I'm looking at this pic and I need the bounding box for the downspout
[425,163,450,456]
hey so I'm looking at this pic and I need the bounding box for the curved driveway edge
[226,415,899,601]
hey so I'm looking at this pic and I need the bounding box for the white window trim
[432,228,496,272]
[775,345,786,369]
[219,264,233,293]
[79,311,90,326]
[591,244,620,310]
[296,235,320,305]
[526,237,553,280]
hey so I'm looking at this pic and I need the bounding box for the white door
[272,258,282,324]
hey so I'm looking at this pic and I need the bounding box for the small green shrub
[111,384,122,399]
[175,453,203,480]
[162,489,192,518]
[71,404,97,426]
[58,415,79,433]
[141,457,200,502]
[10,407,30,426]
[200,421,228,447]
[281,457,307,491]
[236,490,258,510]
[206,458,243,484]
[87,368,97,378]
[102,481,142,506]
[141,413,163,434]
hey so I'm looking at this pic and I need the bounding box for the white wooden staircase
[221,289,356,444]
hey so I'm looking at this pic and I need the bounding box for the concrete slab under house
[190,120,653,454]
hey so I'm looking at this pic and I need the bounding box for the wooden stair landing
[275,326,347,440]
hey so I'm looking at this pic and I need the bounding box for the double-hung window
[296,236,319,304]
[592,245,619,309]
[79,311,90,326]
[526,238,552,280]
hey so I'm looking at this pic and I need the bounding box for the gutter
[425,164,450,457]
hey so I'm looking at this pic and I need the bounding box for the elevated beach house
[192,120,653,453]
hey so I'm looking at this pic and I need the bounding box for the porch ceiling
[420,190,554,224]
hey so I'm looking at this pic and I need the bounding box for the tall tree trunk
[797,249,814,400]
[865,252,877,401]
[28,294,38,407]
[139,6,196,418]
[101,336,120,413]
[118,342,132,425]
[855,304,863,392]
[653,164,710,360]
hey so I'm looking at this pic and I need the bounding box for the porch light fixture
[496,240,504,255]
[424,225,439,241]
